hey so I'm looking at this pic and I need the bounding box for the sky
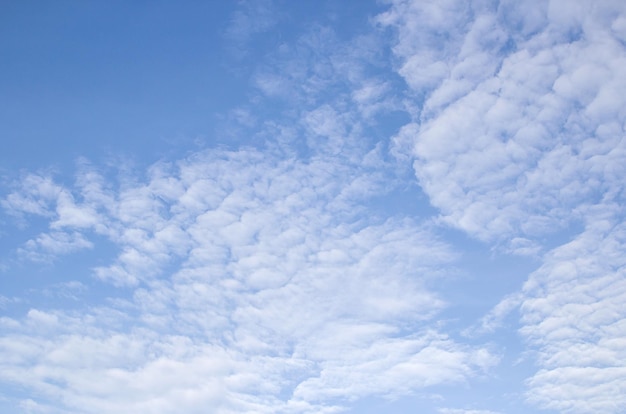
[1,0,625,413]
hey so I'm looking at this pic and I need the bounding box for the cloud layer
[0,146,495,413]
[382,0,626,412]
[2,1,625,413]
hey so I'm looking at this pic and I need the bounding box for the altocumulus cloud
[381,0,626,412]
[0,146,495,413]
[1,0,626,413]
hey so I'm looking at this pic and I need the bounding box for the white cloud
[51,190,99,229]
[2,174,62,218]
[381,0,626,412]
[4,1,623,412]
[251,22,392,113]
[384,0,626,243]
[520,218,626,413]
[465,292,524,336]
[18,231,93,262]
[351,80,395,119]
[223,0,281,59]
[0,146,495,413]
[438,409,502,414]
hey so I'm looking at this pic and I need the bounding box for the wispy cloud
[224,0,281,59]
[521,218,626,413]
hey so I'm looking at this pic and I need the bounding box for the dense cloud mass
[1,0,625,413]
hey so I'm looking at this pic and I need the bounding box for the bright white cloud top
[0,1,625,413]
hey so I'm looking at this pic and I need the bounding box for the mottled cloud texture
[382,0,626,412]
[1,1,626,413]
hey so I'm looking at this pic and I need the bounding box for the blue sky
[1,1,625,413]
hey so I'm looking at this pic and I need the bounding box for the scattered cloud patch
[2,1,625,413]
[382,0,626,412]
[0,146,495,413]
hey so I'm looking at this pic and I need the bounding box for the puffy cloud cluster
[522,218,626,413]
[0,146,495,413]
[381,0,626,412]
[3,0,625,412]
[383,0,626,245]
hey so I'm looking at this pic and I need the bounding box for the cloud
[380,0,626,412]
[18,231,93,262]
[2,174,62,218]
[5,1,623,412]
[438,409,502,414]
[223,0,281,58]
[384,0,626,243]
[251,23,392,109]
[0,295,14,310]
[465,292,524,337]
[520,217,626,413]
[0,145,495,413]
